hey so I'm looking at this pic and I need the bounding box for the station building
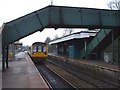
[49,29,120,64]
[49,30,97,58]
[8,41,23,60]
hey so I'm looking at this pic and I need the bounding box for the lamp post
[51,0,53,5]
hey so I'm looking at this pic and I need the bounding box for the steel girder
[2,5,120,47]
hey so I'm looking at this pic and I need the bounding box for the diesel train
[31,42,48,63]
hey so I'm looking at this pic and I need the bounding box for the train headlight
[44,52,47,54]
[32,52,35,54]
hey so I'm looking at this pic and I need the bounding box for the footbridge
[1,5,120,71]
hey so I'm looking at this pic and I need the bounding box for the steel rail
[35,64,77,90]
[47,59,119,88]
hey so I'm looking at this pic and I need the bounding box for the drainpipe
[112,30,114,64]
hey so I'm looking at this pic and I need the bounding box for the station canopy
[2,5,120,47]
[49,31,97,45]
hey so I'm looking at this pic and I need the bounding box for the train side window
[38,46,42,52]
[33,46,37,52]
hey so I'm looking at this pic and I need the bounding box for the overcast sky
[0,0,111,46]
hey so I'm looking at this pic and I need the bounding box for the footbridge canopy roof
[2,5,120,47]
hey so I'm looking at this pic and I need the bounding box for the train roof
[32,42,46,45]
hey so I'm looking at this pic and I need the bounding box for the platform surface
[2,52,49,89]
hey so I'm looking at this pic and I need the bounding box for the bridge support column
[2,47,5,72]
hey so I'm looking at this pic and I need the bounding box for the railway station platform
[49,53,119,72]
[2,52,49,89]
[48,54,120,85]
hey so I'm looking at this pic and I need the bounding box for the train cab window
[38,46,42,52]
[43,46,46,52]
[33,46,37,52]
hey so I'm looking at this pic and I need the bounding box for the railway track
[46,59,119,88]
[35,64,76,90]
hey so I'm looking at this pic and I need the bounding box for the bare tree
[107,0,120,10]
[62,28,73,36]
